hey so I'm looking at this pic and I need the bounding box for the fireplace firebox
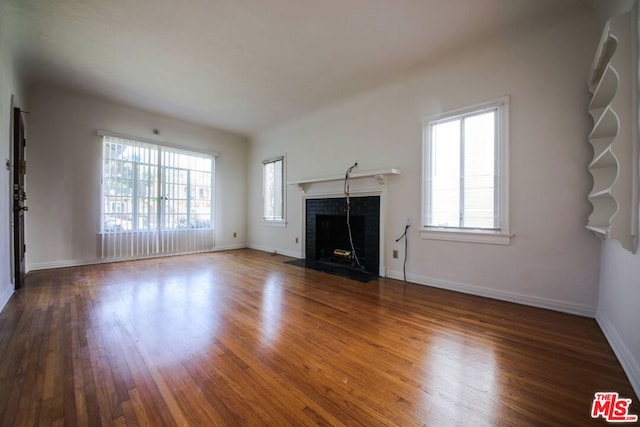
[316,214,364,263]
[305,196,380,275]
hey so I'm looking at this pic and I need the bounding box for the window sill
[420,228,512,245]
[262,220,287,228]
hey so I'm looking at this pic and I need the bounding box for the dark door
[12,107,26,289]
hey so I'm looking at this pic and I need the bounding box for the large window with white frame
[422,97,510,244]
[262,156,285,224]
[102,135,214,234]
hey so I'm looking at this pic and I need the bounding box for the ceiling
[1,0,590,136]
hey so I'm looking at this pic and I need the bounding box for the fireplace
[315,215,365,263]
[305,196,380,275]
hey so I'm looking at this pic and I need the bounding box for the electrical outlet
[233,232,237,238]
[393,250,398,259]
[406,218,411,226]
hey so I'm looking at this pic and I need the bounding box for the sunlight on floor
[260,273,284,348]
[423,332,498,425]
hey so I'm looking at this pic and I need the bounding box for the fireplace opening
[316,215,365,267]
[304,196,380,277]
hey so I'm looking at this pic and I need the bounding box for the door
[12,107,26,289]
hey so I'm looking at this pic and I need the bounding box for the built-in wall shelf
[288,168,400,192]
[586,10,638,253]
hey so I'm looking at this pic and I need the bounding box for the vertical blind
[101,134,215,259]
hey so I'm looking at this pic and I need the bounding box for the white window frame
[262,155,286,226]
[421,96,511,245]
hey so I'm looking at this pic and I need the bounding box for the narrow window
[262,156,285,223]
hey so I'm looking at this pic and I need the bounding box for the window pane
[273,159,283,219]
[263,159,283,221]
[264,161,274,219]
[137,163,158,230]
[190,170,212,228]
[429,120,460,227]
[163,166,188,229]
[103,156,134,232]
[162,152,212,230]
[463,110,496,229]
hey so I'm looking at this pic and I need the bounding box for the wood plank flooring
[0,249,637,426]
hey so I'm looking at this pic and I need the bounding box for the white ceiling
[1,0,589,136]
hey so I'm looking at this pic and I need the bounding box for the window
[102,135,214,233]
[422,97,510,244]
[262,156,285,224]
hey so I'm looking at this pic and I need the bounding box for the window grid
[102,136,213,233]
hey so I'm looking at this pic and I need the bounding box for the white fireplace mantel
[288,168,400,193]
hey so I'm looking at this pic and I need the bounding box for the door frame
[8,96,16,288]
[10,101,26,290]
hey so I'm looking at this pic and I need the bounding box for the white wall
[248,10,602,316]
[26,85,248,270]
[593,0,640,400]
[0,40,24,311]
[598,241,640,398]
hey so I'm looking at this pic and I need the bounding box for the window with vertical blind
[422,97,511,245]
[262,156,285,223]
[101,133,215,258]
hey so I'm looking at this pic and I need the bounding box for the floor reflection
[95,267,222,367]
[423,332,498,425]
[260,273,284,347]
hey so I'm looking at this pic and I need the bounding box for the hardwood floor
[0,249,637,426]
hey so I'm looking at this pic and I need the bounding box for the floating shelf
[288,168,400,192]
[589,65,619,111]
[589,107,619,140]
[588,29,618,90]
[588,136,615,165]
[588,166,618,196]
[587,196,618,234]
[589,147,616,169]
[586,224,610,235]
[585,11,638,253]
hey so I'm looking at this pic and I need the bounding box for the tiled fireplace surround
[305,196,380,275]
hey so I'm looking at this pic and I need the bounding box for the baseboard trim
[385,269,596,318]
[29,258,102,271]
[213,243,249,251]
[27,244,249,271]
[596,310,640,400]
[247,244,301,259]
[0,284,14,314]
